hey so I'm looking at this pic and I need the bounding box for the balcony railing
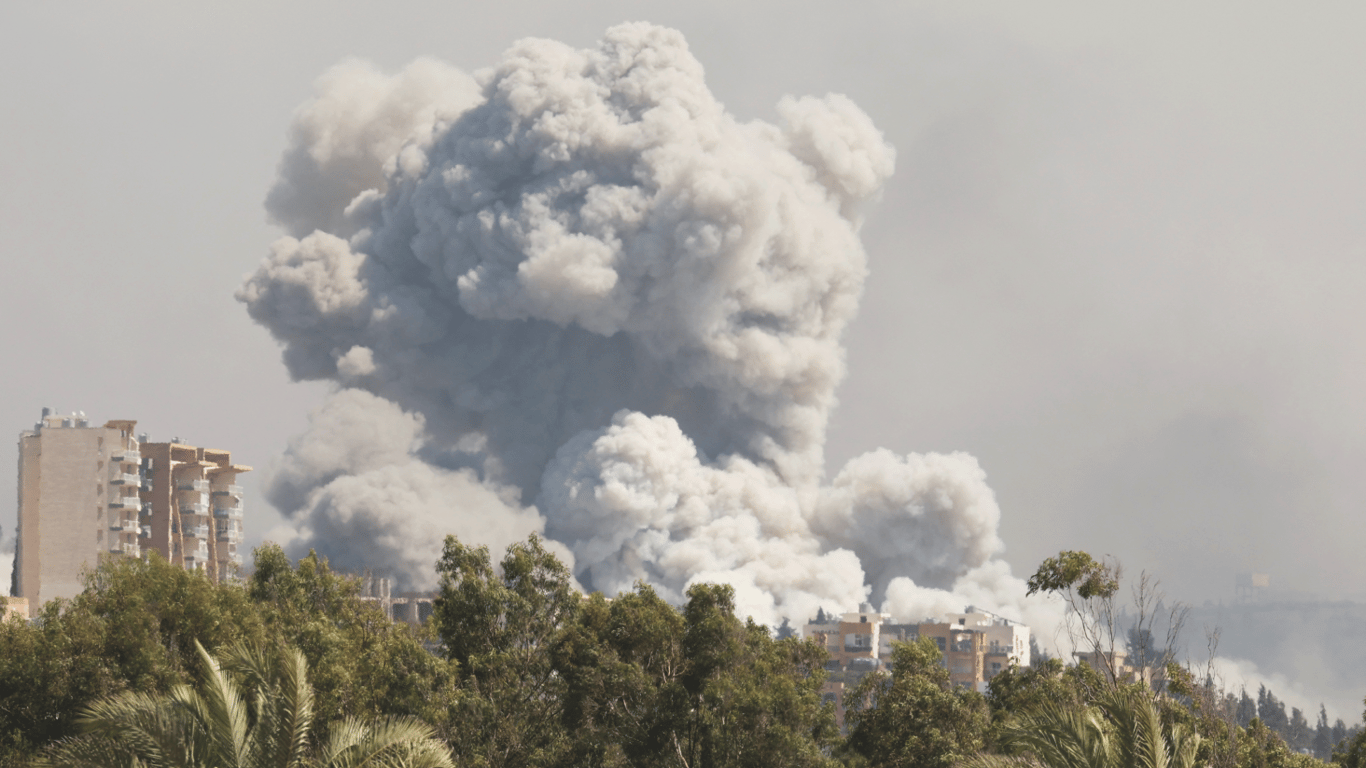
[180,503,209,517]
[213,506,243,519]
[212,484,244,497]
[216,528,241,543]
[109,496,141,509]
[111,448,141,463]
[184,525,209,539]
[110,473,139,485]
[177,479,209,492]
[110,543,140,556]
[109,519,138,531]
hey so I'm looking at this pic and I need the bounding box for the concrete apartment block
[13,409,249,618]
[803,603,1031,730]
[138,441,249,585]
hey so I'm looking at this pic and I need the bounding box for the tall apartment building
[803,604,1031,730]
[14,409,249,617]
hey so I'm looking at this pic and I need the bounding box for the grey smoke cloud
[241,22,1053,627]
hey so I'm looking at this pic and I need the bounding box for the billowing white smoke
[240,22,1050,628]
[1,529,12,597]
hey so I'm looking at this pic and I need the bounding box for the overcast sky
[3,0,1364,707]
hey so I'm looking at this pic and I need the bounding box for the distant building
[803,604,1030,730]
[355,572,435,627]
[1236,572,1271,602]
[3,597,27,622]
[1072,648,1163,687]
[14,409,249,617]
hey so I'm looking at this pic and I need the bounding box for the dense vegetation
[3,540,1364,768]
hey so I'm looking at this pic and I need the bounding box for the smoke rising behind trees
[238,22,1058,629]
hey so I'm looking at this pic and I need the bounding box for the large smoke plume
[240,22,1056,629]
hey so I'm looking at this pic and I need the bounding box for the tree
[0,552,266,765]
[431,534,579,768]
[1315,706,1333,760]
[985,657,1105,747]
[842,637,990,768]
[1,544,461,766]
[1257,686,1289,737]
[247,545,461,733]
[553,582,837,768]
[1287,707,1310,754]
[670,584,837,768]
[1026,552,1185,688]
[967,686,1200,768]
[1237,690,1258,728]
[34,640,452,768]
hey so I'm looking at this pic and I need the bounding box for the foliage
[248,545,461,732]
[33,639,452,768]
[431,534,579,768]
[0,552,264,764]
[968,686,1199,768]
[841,637,990,768]
[1027,552,1120,601]
[432,537,838,768]
[986,658,1104,746]
[1,545,458,765]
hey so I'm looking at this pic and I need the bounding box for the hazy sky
[3,0,1364,701]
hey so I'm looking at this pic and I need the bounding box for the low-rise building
[803,603,1031,730]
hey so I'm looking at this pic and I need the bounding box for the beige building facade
[13,410,248,617]
[803,604,1031,730]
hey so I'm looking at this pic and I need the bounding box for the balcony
[111,448,141,463]
[213,506,243,520]
[180,503,209,517]
[110,543,140,557]
[110,473,139,485]
[212,484,244,497]
[109,496,141,509]
[109,519,138,532]
[216,528,241,544]
[140,525,152,538]
[183,524,209,539]
[177,479,209,492]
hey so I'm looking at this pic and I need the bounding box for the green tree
[432,536,837,768]
[986,658,1107,747]
[247,544,461,733]
[968,686,1200,768]
[841,637,990,768]
[431,534,579,768]
[0,552,265,765]
[1315,706,1333,761]
[1,544,461,766]
[670,584,837,768]
[34,639,452,768]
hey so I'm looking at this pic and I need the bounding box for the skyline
[3,0,1364,718]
